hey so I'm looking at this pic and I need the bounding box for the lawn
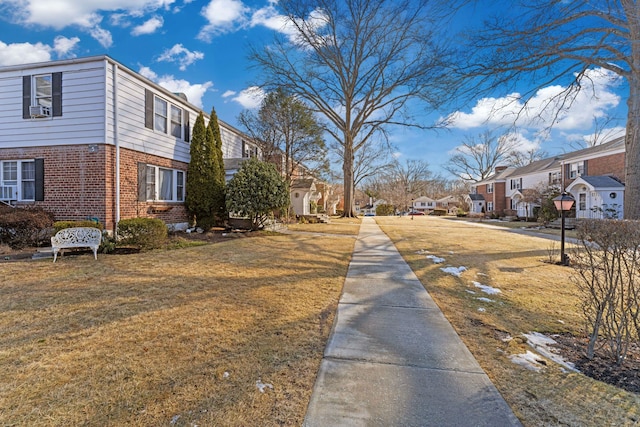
[285,216,361,235]
[0,231,355,426]
[375,215,640,426]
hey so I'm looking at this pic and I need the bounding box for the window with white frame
[571,161,584,179]
[154,97,168,134]
[579,193,586,211]
[170,105,182,138]
[510,179,522,190]
[487,202,493,211]
[33,74,52,109]
[0,160,36,201]
[486,183,493,193]
[143,165,185,202]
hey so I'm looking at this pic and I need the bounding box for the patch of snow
[256,379,274,393]
[478,307,486,312]
[523,332,579,373]
[472,281,501,295]
[476,297,494,303]
[426,255,445,264]
[170,415,181,425]
[509,350,546,372]
[223,371,230,378]
[448,251,455,254]
[477,272,488,277]
[557,320,565,324]
[416,249,430,254]
[465,290,476,294]
[440,266,467,277]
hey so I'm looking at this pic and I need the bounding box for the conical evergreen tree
[207,107,227,221]
[185,111,216,229]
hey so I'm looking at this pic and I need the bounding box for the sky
[0,0,629,179]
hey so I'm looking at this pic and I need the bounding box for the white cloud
[1,0,177,46]
[0,40,51,66]
[157,44,204,70]
[198,0,249,41]
[53,35,80,57]
[0,37,80,66]
[131,16,164,35]
[448,68,622,132]
[139,65,213,109]
[222,90,237,98]
[232,86,265,109]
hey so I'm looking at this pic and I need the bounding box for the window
[139,164,185,202]
[487,183,493,193]
[549,172,561,185]
[144,89,189,142]
[23,72,62,119]
[170,106,182,138]
[579,193,586,211]
[154,97,168,133]
[510,179,522,190]
[0,159,40,201]
[487,202,493,211]
[570,162,584,179]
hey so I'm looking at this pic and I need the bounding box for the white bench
[51,227,102,263]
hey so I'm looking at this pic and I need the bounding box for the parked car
[409,211,425,216]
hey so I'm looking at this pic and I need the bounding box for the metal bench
[51,227,102,263]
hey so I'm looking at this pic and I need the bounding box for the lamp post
[411,198,414,220]
[553,192,575,266]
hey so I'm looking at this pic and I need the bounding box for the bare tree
[464,1,640,219]
[250,0,459,216]
[352,140,395,190]
[237,89,327,186]
[506,147,549,168]
[444,131,516,182]
[369,159,433,211]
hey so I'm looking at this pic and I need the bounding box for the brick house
[0,55,260,232]
[470,137,626,218]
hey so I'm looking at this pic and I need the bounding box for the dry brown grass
[286,216,361,235]
[0,232,355,426]
[376,216,640,426]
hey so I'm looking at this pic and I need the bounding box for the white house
[566,176,625,219]
[412,196,435,213]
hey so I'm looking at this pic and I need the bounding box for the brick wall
[587,152,625,182]
[0,144,189,232]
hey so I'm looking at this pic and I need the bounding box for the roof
[467,194,485,201]
[291,178,316,190]
[413,196,434,202]
[570,175,625,190]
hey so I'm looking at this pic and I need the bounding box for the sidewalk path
[303,217,522,427]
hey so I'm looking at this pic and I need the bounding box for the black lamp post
[553,192,575,266]
[411,199,414,220]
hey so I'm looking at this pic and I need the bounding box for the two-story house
[0,55,260,232]
[469,136,626,219]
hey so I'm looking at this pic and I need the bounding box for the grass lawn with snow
[0,231,354,426]
[376,215,640,426]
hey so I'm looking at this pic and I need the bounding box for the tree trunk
[342,140,357,217]
[625,74,640,220]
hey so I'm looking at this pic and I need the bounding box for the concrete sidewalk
[303,217,522,427]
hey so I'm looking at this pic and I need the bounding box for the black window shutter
[583,160,588,176]
[35,158,45,201]
[22,76,31,119]
[565,164,570,179]
[52,72,62,117]
[184,110,190,142]
[144,89,154,129]
[137,162,147,201]
[241,141,246,157]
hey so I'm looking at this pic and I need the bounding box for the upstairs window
[144,89,190,142]
[22,72,62,119]
[487,183,494,193]
[570,161,585,179]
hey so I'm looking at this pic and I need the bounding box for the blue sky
[0,0,629,179]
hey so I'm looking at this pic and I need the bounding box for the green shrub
[117,218,167,250]
[432,209,447,216]
[53,220,103,233]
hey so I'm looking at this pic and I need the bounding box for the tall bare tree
[464,1,640,219]
[445,131,516,182]
[366,159,433,211]
[238,88,327,186]
[250,0,459,216]
[506,147,549,168]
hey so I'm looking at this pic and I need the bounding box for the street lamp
[411,198,414,220]
[553,192,575,266]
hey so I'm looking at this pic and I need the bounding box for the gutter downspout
[111,61,121,233]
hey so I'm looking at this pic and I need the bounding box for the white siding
[0,61,106,148]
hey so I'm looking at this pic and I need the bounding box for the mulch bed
[551,333,640,394]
